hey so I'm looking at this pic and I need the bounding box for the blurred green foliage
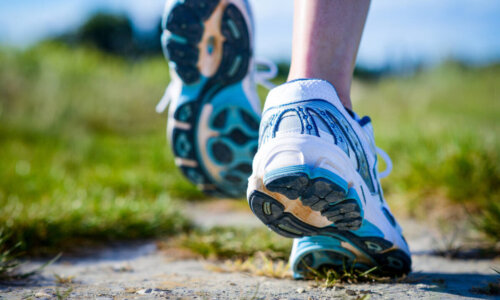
[354,63,500,240]
[54,13,162,58]
[0,42,498,254]
[77,13,135,56]
[0,43,197,254]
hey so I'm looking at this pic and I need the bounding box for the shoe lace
[376,146,393,179]
[254,58,278,89]
[357,115,392,179]
[155,82,175,113]
[155,58,278,114]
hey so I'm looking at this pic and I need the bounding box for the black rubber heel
[264,173,363,231]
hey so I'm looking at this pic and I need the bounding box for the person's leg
[288,0,370,109]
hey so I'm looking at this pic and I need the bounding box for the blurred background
[0,0,498,255]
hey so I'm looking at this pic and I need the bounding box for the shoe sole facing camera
[290,234,411,279]
[161,0,261,197]
[247,79,411,276]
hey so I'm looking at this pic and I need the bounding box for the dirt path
[2,201,499,299]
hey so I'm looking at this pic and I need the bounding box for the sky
[0,0,499,68]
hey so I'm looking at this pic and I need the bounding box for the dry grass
[205,252,292,279]
[0,229,61,282]
[307,265,394,288]
[166,226,292,261]
[54,274,76,285]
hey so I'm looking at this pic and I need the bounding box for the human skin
[288,0,371,109]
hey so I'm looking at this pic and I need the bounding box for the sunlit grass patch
[476,201,500,243]
[1,193,193,255]
[167,226,292,261]
[163,226,293,279]
[205,252,291,279]
[305,265,394,288]
[1,42,499,253]
[354,63,500,240]
[0,44,199,255]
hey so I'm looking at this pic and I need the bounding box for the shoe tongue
[263,78,344,111]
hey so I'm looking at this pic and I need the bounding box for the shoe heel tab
[263,78,343,111]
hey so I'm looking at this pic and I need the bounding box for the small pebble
[136,288,152,294]
[112,264,133,272]
[35,291,52,298]
[296,288,305,293]
[136,288,170,295]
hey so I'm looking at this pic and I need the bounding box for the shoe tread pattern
[164,0,258,197]
[249,190,411,276]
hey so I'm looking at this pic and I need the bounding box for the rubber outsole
[249,172,411,276]
[254,168,363,231]
[293,235,412,277]
[163,0,258,197]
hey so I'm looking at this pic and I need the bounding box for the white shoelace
[254,58,278,89]
[155,83,175,113]
[357,115,393,179]
[155,58,278,114]
[376,146,393,179]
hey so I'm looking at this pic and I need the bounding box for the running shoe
[247,79,411,276]
[157,0,275,197]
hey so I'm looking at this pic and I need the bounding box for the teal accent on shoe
[263,164,348,192]
[178,76,207,99]
[290,221,385,279]
[163,31,188,44]
[290,236,356,279]
[202,82,259,193]
[351,220,384,238]
[209,81,254,109]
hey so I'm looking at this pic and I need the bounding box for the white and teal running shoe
[247,79,411,277]
[157,0,275,197]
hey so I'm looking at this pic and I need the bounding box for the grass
[0,229,60,281]
[54,274,76,285]
[55,288,73,300]
[352,62,500,240]
[0,229,22,280]
[1,191,193,255]
[305,265,393,287]
[166,226,293,279]
[169,226,292,260]
[205,252,291,279]
[0,43,195,254]
[0,42,498,254]
[470,279,500,296]
[469,268,500,296]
